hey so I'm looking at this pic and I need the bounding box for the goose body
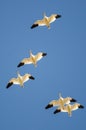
[45,94,76,109]
[54,103,84,117]
[31,13,61,29]
[6,72,35,88]
[17,51,47,67]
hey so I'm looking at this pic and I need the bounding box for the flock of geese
[6,12,84,117]
[6,51,47,88]
[45,93,84,117]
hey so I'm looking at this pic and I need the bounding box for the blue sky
[0,0,86,130]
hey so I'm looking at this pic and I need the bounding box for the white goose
[54,103,84,117]
[31,13,61,29]
[45,93,76,109]
[17,50,47,67]
[6,71,35,88]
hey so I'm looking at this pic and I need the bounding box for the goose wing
[21,57,33,64]
[45,100,60,109]
[35,52,47,61]
[71,103,84,111]
[22,74,30,83]
[50,100,60,106]
[31,18,46,29]
[17,57,33,67]
[63,97,76,105]
[48,14,61,23]
[22,74,35,83]
[6,78,19,88]
[53,105,67,114]
[10,78,19,84]
[35,19,46,26]
[53,108,61,114]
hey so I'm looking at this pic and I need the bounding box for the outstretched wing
[22,74,35,83]
[48,14,61,23]
[35,52,47,61]
[10,78,19,84]
[63,97,76,105]
[31,18,46,29]
[6,78,19,88]
[53,108,61,114]
[71,103,84,111]
[45,100,60,109]
[35,52,43,61]
[22,74,30,83]
[17,57,33,67]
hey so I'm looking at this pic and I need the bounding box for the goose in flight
[17,50,47,67]
[45,93,76,109]
[31,13,61,29]
[54,103,84,117]
[6,71,35,88]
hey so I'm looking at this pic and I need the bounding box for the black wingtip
[31,24,38,29]
[6,82,13,89]
[53,109,61,114]
[56,14,61,19]
[45,104,53,109]
[70,98,77,102]
[79,105,84,109]
[29,76,35,80]
[42,53,47,57]
[17,62,24,67]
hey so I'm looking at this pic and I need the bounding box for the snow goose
[54,103,84,117]
[6,71,35,88]
[17,50,47,67]
[31,13,61,29]
[45,93,76,109]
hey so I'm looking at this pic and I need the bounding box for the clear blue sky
[0,0,86,130]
